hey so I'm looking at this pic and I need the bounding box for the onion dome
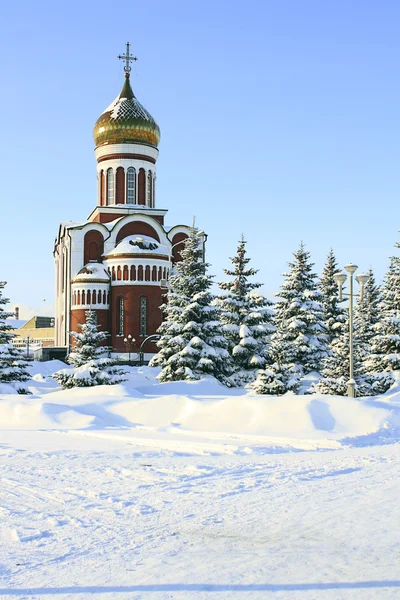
[93,74,160,148]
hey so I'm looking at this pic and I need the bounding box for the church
[54,45,197,354]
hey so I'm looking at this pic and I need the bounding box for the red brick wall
[84,230,104,265]
[172,232,188,263]
[110,284,163,352]
[138,168,145,205]
[70,309,110,346]
[116,221,160,243]
[116,167,125,205]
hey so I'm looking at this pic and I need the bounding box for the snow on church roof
[72,263,110,283]
[104,235,169,258]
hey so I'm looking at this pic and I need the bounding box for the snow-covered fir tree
[363,255,400,392]
[150,228,231,383]
[253,243,328,395]
[0,281,29,388]
[319,249,346,346]
[316,314,371,397]
[354,268,382,363]
[53,310,126,389]
[216,235,275,386]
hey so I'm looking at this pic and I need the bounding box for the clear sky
[1,0,400,318]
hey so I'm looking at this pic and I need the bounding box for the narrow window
[152,174,156,206]
[92,290,97,305]
[123,265,129,281]
[145,265,150,281]
[98,290,102,303]
[107,168,114,205]
[117,297,124,336]
[126,167,136,204]
[140,297,147,336]
[82,290,86,305]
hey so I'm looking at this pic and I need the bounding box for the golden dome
[93,74,160,148]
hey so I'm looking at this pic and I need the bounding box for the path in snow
[0,431,400,600]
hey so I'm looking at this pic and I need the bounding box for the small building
[11,316,55,355]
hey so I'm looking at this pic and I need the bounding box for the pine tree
[316,314,370,397]
[319,249,346,346]
[53,310,126,389]
[272,243,328,372]
[363,255,400,391]
[0,281,30,387]
[253,244,328,395]
[354,268,382,363]
[150,228,231,382]
[216,236,275,386]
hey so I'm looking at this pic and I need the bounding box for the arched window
[117,296,124,336]
[140,297,147,336]
[126,167,136,204]
[73,291,77,305]
[82,290,86,305]
[86,290,91,305]
[103,291,107,304]
[92,290,96,305]
[77,291,81,305]
[158,266,162,281]
[145,265,150,281]
[138,265,143,281]
[117,266,122,281]
[98,290,102,304]
[131,265,136,281]
[107,168,114,205]
[152,266,157,281]
[147,171,152,206]
[112,267,116,281]
[123,265,129,281]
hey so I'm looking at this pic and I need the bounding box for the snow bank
[0,363,397,451]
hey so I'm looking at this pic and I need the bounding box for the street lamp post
[123,334,135,363]
[334,264,369,398]
[23,335,31,359]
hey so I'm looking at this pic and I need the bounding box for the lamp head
[344,263,358,275]
[355,273,369,286]
[128,334,132,339]
[123,337,128,343]
[356,273,369,301]
[334,272,347,301]
[334,273,347,285]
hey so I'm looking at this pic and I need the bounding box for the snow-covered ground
[1,362,400,599]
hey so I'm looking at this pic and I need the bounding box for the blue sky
[1,0,400,317]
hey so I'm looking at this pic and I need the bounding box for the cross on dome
[118,42,137,73]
